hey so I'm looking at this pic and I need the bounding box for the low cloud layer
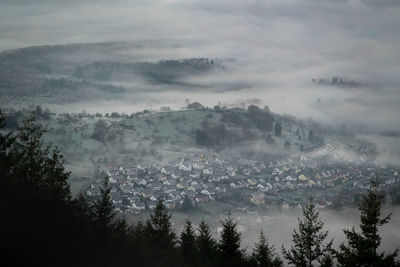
[1,0,400,162]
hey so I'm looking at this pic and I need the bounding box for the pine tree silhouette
[252,231,283,267]
[145,198,177,267]
[219,212,244,267]
[0,111,87,266]
[196,219,217,266]
[282,199,333,267]
[180,220,197,266]
[336,180,399,266]
[93,176,117,234]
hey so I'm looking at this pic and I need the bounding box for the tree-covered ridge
[76,58,220,83]
[0,42,222,99]
[0,111,398,266]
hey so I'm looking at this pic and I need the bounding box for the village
[85,146,400,216]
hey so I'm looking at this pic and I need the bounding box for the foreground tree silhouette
[336,181,399,266]
[282,199,334,267]
[218,212,245,267]
[0,111,135,267]
[91,176,130,266]
[196,219,218,266]
[93,176,117,234]
[252,231,283,267]
[3,111,71,201]
[145,198,178,267]
[0,111,88,266]
[180,220,197,266]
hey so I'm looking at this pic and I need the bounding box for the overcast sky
[1,0,399,83]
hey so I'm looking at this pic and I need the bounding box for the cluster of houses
[85,152,400,215]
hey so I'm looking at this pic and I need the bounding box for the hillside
[1,105,377,195]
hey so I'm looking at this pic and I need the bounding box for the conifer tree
[308,130,314,143]
[180,220,197,266]
[196,219,217,266]
[90,176,119,266]
[146,198,177,266]
[93,176,117,234]
[0,111,88,266]
[131,220,148,267]
[148,198,177,245]
[218,212,244,267]
[274,121,282,137]
[252,231,283,267]
[181,194,193,212]
[113,218,133,266]
[114,217,131,244]
[336,181,399,266]
[7,111,71,201]
[0,110,17,189]
[282,199,333,267]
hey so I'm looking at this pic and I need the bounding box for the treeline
[2,105,52,128]
[74,58,218,84]
[195,104,323,153]
[195,105,275,149]
[0,111,399,266]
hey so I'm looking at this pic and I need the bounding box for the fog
[1,0,400,256]
[2,1,399,118]
[1,1,399,160]
[129,205,400,255]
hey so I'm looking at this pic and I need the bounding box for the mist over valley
[1,0,400,265]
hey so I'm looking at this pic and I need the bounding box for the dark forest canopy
[0,110,398,267]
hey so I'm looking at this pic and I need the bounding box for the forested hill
[0,42,222,100]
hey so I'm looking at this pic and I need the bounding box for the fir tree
[196,219,217,267]
[336,181,399,266]
[114,217,131,245]
[180,220,197,266]
[114,218,134,266]
[308,130,314,143]
[218,212,244,267]
[0,110,17,185]
[90,176,119,266]
[131,220,148,267]
[0,111,89,266]
[252,231,283,267]
[181,195,193,212]
[93,176,117,234]
[148,198,177,245]
[274,121,282,137]
[10,111,71,201]
[146,198,177,266]
[282,199,333,267]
